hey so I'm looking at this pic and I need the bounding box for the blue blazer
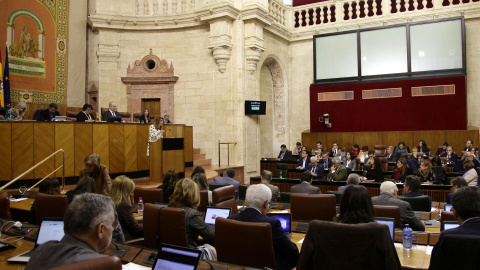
[277,150,292,161]
[320,158,332,170]
[228,208,299,270]
[296,157,311,168]
[305,164,324,179]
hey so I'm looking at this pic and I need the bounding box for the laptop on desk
[204,207,231,229]
[152,244,202,270]
[266,213,292,239]
[374,217,395,240]
[8,218,65,263]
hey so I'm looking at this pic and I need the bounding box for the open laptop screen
[266,213,292,234]
[444,204,452,212]
[443,221,460,231]
[375,217,395,240]
[204,207,231,226]
[36,219,65,247]
[153,244,202,270]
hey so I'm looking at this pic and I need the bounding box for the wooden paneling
[0,123,12,180]
[55,123,75,177]
[164,125,184,138]
[445,130,479,154]
[163,150,184,174]
[109,124,125,173]
[137,125,149,171]
[74,124,93,176]
[93,124,109,169]
[149,140,163,182]
[184,126,193,163]
[382,131,414,150]
[12,123,34,179]
[34,123,55,179]
[353,132,383,151]
[124,125,137,172]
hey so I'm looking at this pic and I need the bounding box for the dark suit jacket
[277,150,292,161]
[76,111,95,122]
[290,181,321,194]
[440,152,458,164]
[139,115,151,123]
[102,110,119,122]
[385,153,398,163]
[454,158,480,172]
[399,191,432,206]
[320,158,332,170]
[328,165,348,181]
[296,157,311,168]
[372,192,425,231]
[305,164,324,179]
[37,109,60,121]
[438,217,480,241]
[435,147,447,156]
[228,208,299,270]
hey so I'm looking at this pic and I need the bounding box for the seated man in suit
[228,184,299,270]
[210,168,240,198]
[305,156,324,180]
[312,141,325,156]
[447,176,468,204]
[37,103,60,121]
[464,139,474,151]
[260,170,280,201]
[329,142,339,157]
[276,144,292,162]
[291,171,321,194]
[435,142,449,156]
[328,157,348,181]
[163,114,172,124]
[372,181,425,231]
[363,150,375,165]
[334,147,346,164]
[296,150,311,170]
[385,146,398,163]
[454,151,480,172]
[338,173,360,193]
[399,175,431,205]
[294,142,302,155]
[320,153,332,172]
[441,146,458,164]
[102,101,119,122]
[26,193,115,269]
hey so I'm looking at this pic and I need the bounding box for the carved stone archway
[121,49,178,120]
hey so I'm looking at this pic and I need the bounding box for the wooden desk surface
[9,198,34,212]
[0,234,35,270]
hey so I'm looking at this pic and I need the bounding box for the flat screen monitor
[245,101,266,115]
[444,204,452,212]
[153,244,202,270]
[443,221,459,231]
[375,217,395,240]
[109,116,122,123]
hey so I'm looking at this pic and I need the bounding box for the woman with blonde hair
[147,116,165,156]
[79,153,111,195]
[110,175,143,241]
[416,159,435,183]
[5,102,27,121]
[192,173,212,205]
[168,178,216,259]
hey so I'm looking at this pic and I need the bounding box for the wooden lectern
[149,138,185,182]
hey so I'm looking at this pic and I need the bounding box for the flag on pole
[3,46,11,109]
[0,50,3,107]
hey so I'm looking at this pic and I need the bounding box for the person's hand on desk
[297,166,304,169]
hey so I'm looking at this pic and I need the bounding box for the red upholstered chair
[159,207,189,247]
[133,112,155,122]
[0,192,12,219]
[212,185,238,214]
[290,194,336,221]
[198,190,209,213]
[35,193,68,225]
[51,256,122,270]
[374,145,387,157]
[440,211,456,231]
[379,157,388,171]
[142,203,162,249]
[66,111,79,122]
[133,187,163,204]
[373,205,402,229]
[355,157,362,170]
[215,217,276,270]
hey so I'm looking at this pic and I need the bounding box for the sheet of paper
[10,198,28,202]
[122,262,151,270]
[298,238,304,244]
[426,245,433,255]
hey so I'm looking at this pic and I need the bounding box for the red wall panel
[310,76,466,132]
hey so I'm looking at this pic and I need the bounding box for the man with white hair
[338,173,360,193]
[260,170,280,201]
[305,156,324,180]
[372,181,425,231]
[328,157,348,181]
[102,101,118,121]
[228,184,299,270]
[386,146,397,163]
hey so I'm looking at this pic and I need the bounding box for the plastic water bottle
[279,171,283,179]
[402,224,413,250]
[138,197,144,218]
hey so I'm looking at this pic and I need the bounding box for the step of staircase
[194,158,212,167]
[193,148,201,155]
[194,153,206,160]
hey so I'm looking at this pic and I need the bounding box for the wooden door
[141,99,160,120]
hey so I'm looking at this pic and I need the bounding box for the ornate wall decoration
[264,57,287,144]
[1,0,69,105]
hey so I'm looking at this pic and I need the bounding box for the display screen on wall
[245,101,266,115]
[313,17,465,85]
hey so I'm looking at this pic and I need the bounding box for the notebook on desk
[152,244,202,270]
[266,213,292,239]
[204,207,231,229]
[8,218,65,263]
[374,217,395,240]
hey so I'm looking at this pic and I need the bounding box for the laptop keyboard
[20,250,33,257]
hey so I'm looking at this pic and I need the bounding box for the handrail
[218,141,237,166]
[0,149,65,192]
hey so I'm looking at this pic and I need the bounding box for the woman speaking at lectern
[147,116,165,156]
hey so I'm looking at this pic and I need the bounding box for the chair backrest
[208,183,229,191]
[326,191,343,204]
[33,109,42,121]
[0,192,12,219]
[133,112,155,122]
[51,256,122,270]
[35,193,68,225]
[159,207,189,247]
[297,220,401,270]
[274,163,288,178]
[379,157,388,171]
[143,203,162,249]
[429,235,480,270]
[399,195,431,212]
[212,185,238,214]
[118,111,131,122]
[198,190,209,213]
[279,192,291,203]
[66,111,79,117]
[355,157,361,170]
[238,185,248,200]
[374,145,387,156]
[440,211,456,231]
[290,194,336,221]
[215,217,276,269]
[133,187,163,204]
[373,205,402,229]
